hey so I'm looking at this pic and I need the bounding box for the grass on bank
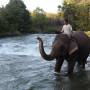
[85,31,90,37]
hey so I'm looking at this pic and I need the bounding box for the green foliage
[57,5,64,18]
[0,0,32,36]
[31,7,48,32]
[62,1,90,31]
[0,7,9,33]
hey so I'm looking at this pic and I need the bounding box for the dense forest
[0,0,90,37]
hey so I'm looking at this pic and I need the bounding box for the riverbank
[0,31,22,38]
[0,30,89,38]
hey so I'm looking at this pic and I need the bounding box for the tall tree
[32,7,47,32]
[5,0,31,33]
[0,7,9,33]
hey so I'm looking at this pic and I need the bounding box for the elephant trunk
[37,37,55,61]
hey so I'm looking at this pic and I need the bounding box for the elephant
[37,31,90,75]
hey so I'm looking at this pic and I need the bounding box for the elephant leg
[77,59,85,71]
[68,59,76,74]
[68,51,78,74]
[55,57,64,73]
[82,61,86,69]
[81,56,88,69]
[77,58,86,70]
[77,58,82,68]
[68,53,77,74]
[78,54,88,69]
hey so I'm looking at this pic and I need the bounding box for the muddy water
[0,34,89,90]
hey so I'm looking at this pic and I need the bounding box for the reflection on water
[0,34,89,90]
[54,71,90,90]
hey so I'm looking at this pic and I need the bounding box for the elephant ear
[68,40,78,55]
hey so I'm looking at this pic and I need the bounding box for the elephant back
[73,31,89,49]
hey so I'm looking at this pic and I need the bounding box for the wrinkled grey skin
[37,31,90,75]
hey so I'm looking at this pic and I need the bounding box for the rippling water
[0,34,89,90]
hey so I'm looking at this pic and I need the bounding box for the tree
[62,1,77,29]
[0,7,9,33]
[5,0,31,33]
[57,5,62,18]
[32,7,47,32]
[62,0,90,31]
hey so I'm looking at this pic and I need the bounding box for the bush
[0,0,32,37]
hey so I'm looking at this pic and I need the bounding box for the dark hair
[64,19,69,23]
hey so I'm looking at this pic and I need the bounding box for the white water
[0,34,55,56]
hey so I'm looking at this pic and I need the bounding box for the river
[0,34,89,90]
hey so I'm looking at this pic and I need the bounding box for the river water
[0,34,89,90]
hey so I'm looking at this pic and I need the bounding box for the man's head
[64,19,69,25]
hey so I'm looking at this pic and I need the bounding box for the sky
[0,0,63,13]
